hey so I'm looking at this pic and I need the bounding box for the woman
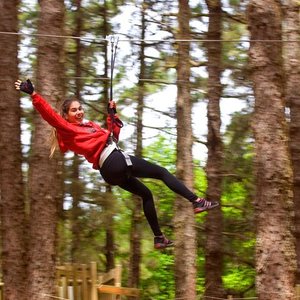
[15,79,219,249]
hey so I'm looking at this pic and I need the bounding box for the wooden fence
[56,262,140,300]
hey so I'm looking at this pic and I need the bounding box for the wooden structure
[56,262,140,300]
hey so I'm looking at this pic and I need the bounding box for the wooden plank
[98,285,140,297]
[296,284,300,299]
[90,262,98,300]
[73,263,78,300]
[82,264,88,300]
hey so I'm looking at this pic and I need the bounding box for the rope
[0,31,300,43]
[105,35,119,138]
[106,35,119,101]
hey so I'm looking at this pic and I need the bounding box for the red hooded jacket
[32,93,123,169]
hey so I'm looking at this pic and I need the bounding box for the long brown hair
[49,98,81,158]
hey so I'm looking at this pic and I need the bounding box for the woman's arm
[31,93,74,131]
[15,79,74,132]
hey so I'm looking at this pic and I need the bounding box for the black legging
[99,149,198,236]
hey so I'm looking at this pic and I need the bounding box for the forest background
[0,0,299,300]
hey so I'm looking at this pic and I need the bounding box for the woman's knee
[139,185,153,201]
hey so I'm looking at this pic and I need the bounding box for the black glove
[20,79,34,95]
[107,101,117,114]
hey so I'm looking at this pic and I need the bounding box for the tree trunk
[248,1,296,299]
[174,1,197,299]
[0,1,27,299]
[204,0,225,298]
[102,0,116,273]
[282,0,300,285]
[128,2,147,292]
[27,1,65,299]
[70,0,84,264]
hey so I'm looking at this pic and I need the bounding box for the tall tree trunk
[174,1,197,299]
[27,1,65,299]
[204,0,225,298]
[248,1,296,299]
[128,1,147,291]
[70,0,84,263]
[102,0,116,272]
[282,0,300,285]
[0,1,27,299]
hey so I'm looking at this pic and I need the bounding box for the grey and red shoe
[193,198,219,214]
[154,235,174,249]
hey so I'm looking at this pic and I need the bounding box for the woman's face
[66,101,84,123]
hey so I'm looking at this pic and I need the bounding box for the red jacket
[32,93,123,169]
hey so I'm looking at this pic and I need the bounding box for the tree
[26,0,65,299]
[0,1,27,299]
[128,1,147,291]
[248,0,296,298]
[70,0,85,263]
[282,0,300,285]
[204,0,225,298]
[174,1,197,299]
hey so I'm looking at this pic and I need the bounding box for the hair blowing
[49,98,80,158]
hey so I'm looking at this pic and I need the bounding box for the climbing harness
[105,35,133,172]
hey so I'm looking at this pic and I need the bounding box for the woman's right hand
[15,79,35,95]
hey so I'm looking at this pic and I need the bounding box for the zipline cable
[1,31,300,43]
[106,35,119,101]
[105,35,119,138]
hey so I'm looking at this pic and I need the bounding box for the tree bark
[102,0,116,273]
[70,0,84,264]
[282,0,300,285]
[174,1,197,299]
[248,1,296,299]
[0,1,27,299]
[204,0,225,298]
[128,2,147,292]
[27,1,65,299]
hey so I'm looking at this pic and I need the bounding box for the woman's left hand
[108,100,117,114]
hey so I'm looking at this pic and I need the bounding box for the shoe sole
[154,243,174,249]
[194,202,219,214]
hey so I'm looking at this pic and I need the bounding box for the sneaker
[154,235,174,249]
[193,198,219,214]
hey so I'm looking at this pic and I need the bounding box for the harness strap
[121,151,133,168]
[102,137,133,170]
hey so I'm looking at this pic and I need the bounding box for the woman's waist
[99,141,118,168]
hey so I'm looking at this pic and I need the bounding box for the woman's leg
[100,150,218,215]
[118,176,163,237]
[129,155,198,202]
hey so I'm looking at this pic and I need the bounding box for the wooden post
[66,263,72,299]
[227,296,233,300]
[82,264,88,300]
[90,261,98,300]
[115,265,121,300]
[296,284,300,300]
[0,282,3,300]
[61,276,68,299]
[115,265,121,287]
[73,263,78,300]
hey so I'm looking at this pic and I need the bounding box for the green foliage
[140,252,175,300]
[223,265,255,295]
